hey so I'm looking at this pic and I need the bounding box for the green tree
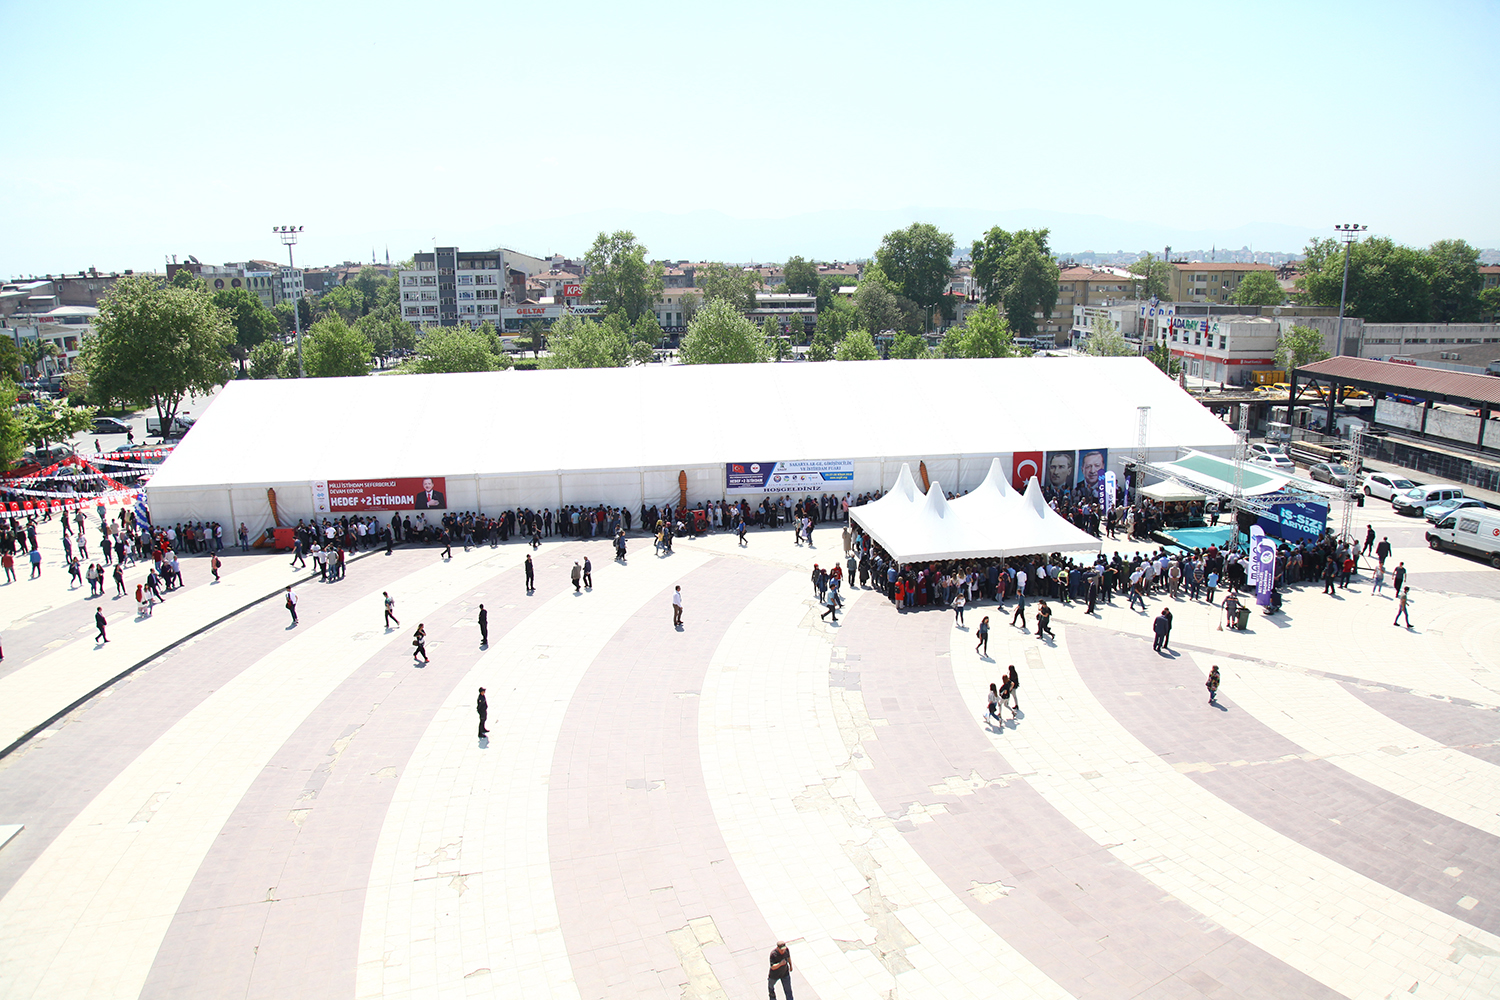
[1480,286,1500,323]
[629,314,663,365]
[582,230,664,322]
[786,311,805,347]
[0,338,22,381]
[541,313,633,369]
[807,329,835,362]
[169,268,203,290]
[83,274,233,427]
[0,381,27,468]
[679,298,769,365]
[516,319,546,357]
[889,332,930,359]
[815,275,841,315]
[212,287,279,373]
[1082,314,1134,356]
[1425,239,1483,322]
[403,325,510,374]
[1274,324,1331,372]
[1297,236,1431,323]
[318,284,366,324]
[760,316,782,358]
[818,296,858,344]
[694,263,759,312]
[835,328,879,361]
[970,227,1060,338]
[1128,252,1173,300]
[350,268,387,316]
[1227,270,1286,306]
[938,305,1022,359]
[783,256,819,294]
[249,340,290,379]
[391,321,416,352]
[854,277,901,337]
[18,337,60,376]
[355,304,410,360]
[303,315,372,378]
[17,401,96,451]
[874,223,956,331]
[1147,340,1181,377]
[272,300,297,334]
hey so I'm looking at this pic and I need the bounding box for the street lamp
[273,225,305,377]
[1333,223,1366,358]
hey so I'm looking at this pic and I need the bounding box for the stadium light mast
[1333,224,1366,358]
[274,225,305,377]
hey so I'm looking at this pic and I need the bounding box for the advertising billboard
[314,476,449,514]
[1256,500,1328,544]
[725,460,854,495]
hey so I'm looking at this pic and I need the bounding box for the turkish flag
[1012,452,1043,492]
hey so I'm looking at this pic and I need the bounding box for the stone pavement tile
[1064,627,1500,937]
[548,557,789,1000]
[967,619,1500,999]
[1339,683,1500,766]
[0,541,522,1000]
[139,553,537,1000]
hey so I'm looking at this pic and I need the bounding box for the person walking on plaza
[1010,589,1027,630]
[94,606,108,644]
[582,556,592,590]
[571,561,582,594]
[1035,600,1053,640]
[952,589,966,625]
[1363,524,1376,556]
[1322,557,1338,595]
[383,591,399,629]
[672,585,683,629]
[210,551,221,583]
[819,589,839,623]
[1375,536,1392,571]
[113,563,126,597]
[1153,608,1171,652]
[1393,587,1414,628]
[1206,664,1221,705]
[768,942,793,1000]
[476,686,489,738]
[30,546,43,578]
[478,604,489,647]
[285,585,298,626]
[2,550,14,583]
[412,623,429,662]
[524,554,535,593]
[290,536,306,569]
[1006,663,1021,715]
[986,682,1002,725]
[1372,562,1386,595]
[1392,561,1406,594]
[975,615,990,656]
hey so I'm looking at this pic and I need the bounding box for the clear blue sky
[2,0,1496,276]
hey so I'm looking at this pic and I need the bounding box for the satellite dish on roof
[1273,306,1283,315]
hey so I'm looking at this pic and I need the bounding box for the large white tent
[849,459,1101,563]
[146,357,1236,534]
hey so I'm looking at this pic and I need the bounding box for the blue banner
[1256,501,1328,544]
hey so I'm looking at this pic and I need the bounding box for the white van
[1393,484,1465,516]
[1426,507,1500,568]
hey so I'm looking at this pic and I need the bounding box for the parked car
[1247,442,1287,460]
[1362,472,1418,501]
[1395,484,1466,517]
[1250,453,1295,472]
[92,416,131,435]
[1426,506,1500,568]
[145,414,195,438]
[1308,462,1357,487]
[1425,497,1488,523]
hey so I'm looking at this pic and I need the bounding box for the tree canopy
[874,223,955,323]
[834,329,879,361]
[541,313,642,369]
[303,316,372,378]
[971,227,1060,338]
[679,298,768,365]
[888,332,930,360]
[403,325,512,374]
[1227,270,1286,306]
[854,274,900,336]
[1274,324,1331,372]
[1425,239,1484,323]
[693,263,759,312]
[83,274,234,427]
[937,305,1024,359]
[1081,315,1134,356]
[1296,236,1450,323]
[782,256,819,295]
[582,231,663,323]
[0,381,27,468]
[250,340,293,379]
[211,287,279,371]
[1128,253,1173,301]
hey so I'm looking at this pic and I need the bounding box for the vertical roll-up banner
[1254,532,1278,607]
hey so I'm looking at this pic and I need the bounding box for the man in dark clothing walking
[476,687,489,737]
[768,942,793,1000]
[94,607,108,643]
[525,554,535,592]
[1153,608,1171,652]
[1392,561,1406,594]
[1363,524,1376,555]
[582,556,592,590]
[478,604,489,647]
[1375,536,1392,569]
[571,561,582,593]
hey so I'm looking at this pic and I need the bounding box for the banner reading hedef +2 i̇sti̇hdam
[313,477,449,514]
[725,460,854,496]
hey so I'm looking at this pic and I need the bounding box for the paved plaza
[0,501,1497,1000]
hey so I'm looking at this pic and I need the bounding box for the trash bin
[1236,607,1251,630]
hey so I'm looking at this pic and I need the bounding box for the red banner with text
[313,477,448,513]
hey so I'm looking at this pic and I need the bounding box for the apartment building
[1041,266,1138,343]
[1168,262,1276,303]
[400,247,504,327]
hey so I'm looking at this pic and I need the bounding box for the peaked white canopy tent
[848,458,1101,564]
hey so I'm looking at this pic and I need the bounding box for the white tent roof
[1141,478,1207,502]
[149,357,1235,489]
[1153,450,1290,497]
[850,459,1101,563]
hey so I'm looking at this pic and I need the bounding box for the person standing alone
[525,554,535,593]
[768,941,793,1000]
[478,603,489,647]
[672,585,683,628]
[476,686,489,737]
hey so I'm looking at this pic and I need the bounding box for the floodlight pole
[1333,223,1366,358]
[275,225,305,377]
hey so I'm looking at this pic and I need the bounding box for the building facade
[400,248,504,328]
[1167,262,1277,304]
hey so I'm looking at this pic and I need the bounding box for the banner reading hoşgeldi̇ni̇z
[725,460,854,495]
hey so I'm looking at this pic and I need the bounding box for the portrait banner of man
[1043,451,1075,494]
[1078,449,1108,496]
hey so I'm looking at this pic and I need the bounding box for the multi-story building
[1038,266,1138,343]
[400,248,505,328]
[747,292,817,332]
[280,267,304,308]
[1482,265,1500,293]
[1168,262,1277,304]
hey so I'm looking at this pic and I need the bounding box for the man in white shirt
[672,585,683,628]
